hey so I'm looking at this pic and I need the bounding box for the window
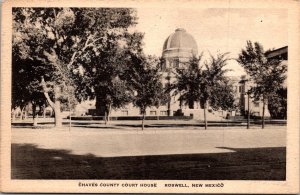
[160,111,168,116]
[173,59,180,68]
[150,111,157,116]
[254,102,259,107]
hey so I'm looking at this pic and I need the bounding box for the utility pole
[247,89,250,129]
[68,95,71,132]
[240,77,250,129]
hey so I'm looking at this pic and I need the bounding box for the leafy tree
[172,53,235,129]
[12,47,51,125]
[171,56,203,112]
[127,54,165,130]
[64,9,139,123]
[268,87,287,119]
[12,8,137,127]
[95,76,132,124]
[237,41,287,128]
[76,32,141,124]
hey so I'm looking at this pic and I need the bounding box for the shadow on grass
[11,144,286,180]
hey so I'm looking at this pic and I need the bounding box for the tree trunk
[262,97,265,129]
[247,92,250,129]
[20,109,23,120]
[43,107,46,118]
[20,105,26,120]
[54,100,62,128]
[24,108,28,120]
[142,112,145,130]
[104,104,109,125]
[204,101,208,130]
[41,77,62,128]
[32,103,38,127]
[167,100,171,117]
[104,111,107,125]
[105,103,111,125]
[95,95,106,116]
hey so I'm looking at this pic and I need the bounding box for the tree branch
[41,76,55,108]
[67,51,78,68]
[67,33,99,68]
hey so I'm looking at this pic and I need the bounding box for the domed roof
[162,28,198,57]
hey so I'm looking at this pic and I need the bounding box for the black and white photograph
[1,0,299,193]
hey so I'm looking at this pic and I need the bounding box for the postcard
[1,0,299,193]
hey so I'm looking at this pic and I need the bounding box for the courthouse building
[75,29,287,120]
[77,28,224,120]
[118,27,204,118]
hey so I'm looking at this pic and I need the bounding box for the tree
[268,87,287,119]
[75,32,140,124]
[172,53,235,129]
[12,8,77,127]
[171,56,203,113]
[12,8,138,127]
[203,53,235,123]
[237,41,287,128]
[95,76,132,124]
[12,49,50,125]
[67,10,139,122]
[127,54,165,130]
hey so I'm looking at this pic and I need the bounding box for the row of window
[120,103,259,116]
[160,59,186,71]
[121,110,168,116]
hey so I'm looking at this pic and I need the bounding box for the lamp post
[240,78,250,129]
[246,88,250,129]
[166,69,171,116]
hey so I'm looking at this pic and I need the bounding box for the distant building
[237,46,288,118]
[160,28,201,118]
[81,28,224,120]
[77,29,287,120]
[265,46,288,61]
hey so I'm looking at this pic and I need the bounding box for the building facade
[75,29,287,120]
[237,46,288,118]
[76,28,225,120]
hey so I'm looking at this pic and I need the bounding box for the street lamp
[240,78,250,129]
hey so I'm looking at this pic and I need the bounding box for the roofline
[265,46,288,55]
[265,46,288,59]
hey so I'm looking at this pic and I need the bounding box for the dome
[162,28,198,58]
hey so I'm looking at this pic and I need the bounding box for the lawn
[11,126,286,180]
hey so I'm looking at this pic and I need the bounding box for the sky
[134,8,288,76]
